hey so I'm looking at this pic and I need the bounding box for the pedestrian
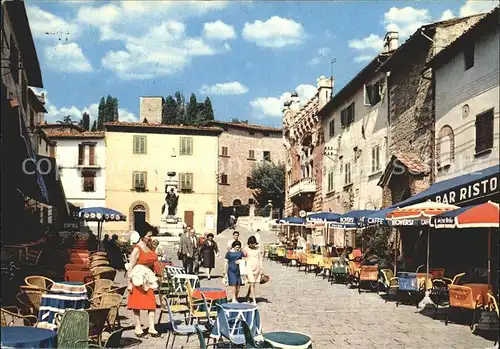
[254,229,261,246]
[224,240,245,303]
[178,227,189,269]
[243,236,264,305]
[227,230,240,251]
[126,229,163,338]
[180,227,199,274]
[200,233,219,280]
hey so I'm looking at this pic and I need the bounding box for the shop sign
[391,219,429,226]
[432,216,455,225]
[340,217,355,224]
[365,217,385,225]
[434,176,498,205]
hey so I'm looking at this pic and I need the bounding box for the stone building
[377,14,485,207]
[426,7,499,187]
[140,96,164,124]
[204,120,284,208]
[283,76,333,217]
[318,45,393,213]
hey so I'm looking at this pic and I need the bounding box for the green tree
[162,95,178,124]
[90,120,97,132]
[80,112,90,131]
[186,93,199,124]
[231,118,248,124]
[111,97,119,121]
[247,161,285,209]
[97,97,106,130]
[174,91,186,123]
[202,97,214,122]
[105,95,114,123]
[57,115,76,125]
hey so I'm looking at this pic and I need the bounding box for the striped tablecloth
[37,282,88,330]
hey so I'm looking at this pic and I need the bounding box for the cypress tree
[162,95,178,124]
[97,97,106,130]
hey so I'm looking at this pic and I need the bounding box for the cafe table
[1,326,57,348]
[37,281,88,330]
[263,331,312,349]
[192,287,227,311]
[210,303,261,340]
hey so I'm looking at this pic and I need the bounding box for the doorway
[133,205,146,232]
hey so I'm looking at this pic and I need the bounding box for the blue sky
[27,0,497,127]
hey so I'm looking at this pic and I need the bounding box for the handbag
[260,273,270,284]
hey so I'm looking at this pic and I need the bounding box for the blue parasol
[306,212,341,222]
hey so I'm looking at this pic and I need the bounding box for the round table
[192,287,228,311]
[1,326,56,348]
[263,331,312,349]
[210,303,261,339]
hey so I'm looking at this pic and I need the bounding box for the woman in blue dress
[224,240,245,303]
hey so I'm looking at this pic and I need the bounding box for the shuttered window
[475,109,494,153]
[340,102,355,128]
[327,171,334,192]
[221,146,228,156]
[89,145,95,165]
[179,173,193,192]
[220,173,228,185]
[344,162,352,185]
[78,144,84,165]
[371,145,380,172]
[180,137,193,155]
[133,172,147,191]
[133,136,147,154]
[329,120,335,138]
[248,150,255,159]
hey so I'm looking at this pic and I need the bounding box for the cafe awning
[395,165,499,208]
[38,155,69,218]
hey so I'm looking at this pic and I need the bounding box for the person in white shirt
[227,231,240,251]
[254,229,261,245]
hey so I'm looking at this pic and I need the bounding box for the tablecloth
[210,303,261,339]
[37,281,88,330]
[1,326,56,348]
[192,287,228,311]
[263,331,312,349]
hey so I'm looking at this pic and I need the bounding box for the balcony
[288,177,316,199]
[76,157,102,169]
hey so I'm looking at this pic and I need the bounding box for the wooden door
[184,211,194,227]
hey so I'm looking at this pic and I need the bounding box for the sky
[27,0,497,128]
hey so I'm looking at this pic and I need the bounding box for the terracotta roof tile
[394,151,430,174]
[204,120,282,132]
[44,130,105,138]
[104,121,223,132]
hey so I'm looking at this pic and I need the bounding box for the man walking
[181,227,199,274]
[227,231,240,251]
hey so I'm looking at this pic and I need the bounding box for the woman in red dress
[127,230,162,338]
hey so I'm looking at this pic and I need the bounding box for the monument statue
[165,186,179,216]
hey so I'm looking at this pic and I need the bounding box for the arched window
[437,125,455,169]
[232,199,242,206]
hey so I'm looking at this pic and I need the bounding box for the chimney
[383,31,399,52]
[316,75,333,109]
[140,96,163,124]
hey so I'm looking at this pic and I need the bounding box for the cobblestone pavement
[117,227,496,349]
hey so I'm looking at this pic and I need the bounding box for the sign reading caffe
[434,176,498,205]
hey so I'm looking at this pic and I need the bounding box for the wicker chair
[86,307,111,345]
[90,259,110,269]
[85,279,114,298]
[57,310,90,349]
[90,293,123,330]
[25,275,54,290]
[92,267,117,281]
[1,307,38,327]
[89,328,124,348]
[16,286,45,315]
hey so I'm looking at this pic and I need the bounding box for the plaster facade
[434,24,499,182]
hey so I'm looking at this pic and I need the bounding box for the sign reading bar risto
[434,176,498,205]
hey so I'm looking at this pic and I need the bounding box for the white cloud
[203,20,236,40]
[440,0,497,21]
[242,16,306,48]
[308,47,331,66]
[74,2,230,79]
[348,6,431,62]
[348,34,383,52]
[26,5,82,42]
[354,55,374,63]
[440,9,455,21]
[199,82,248,95]
[249,84,317,118]
[38,90,137,124]
[100,20,227,80]
[44,43,92,72]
